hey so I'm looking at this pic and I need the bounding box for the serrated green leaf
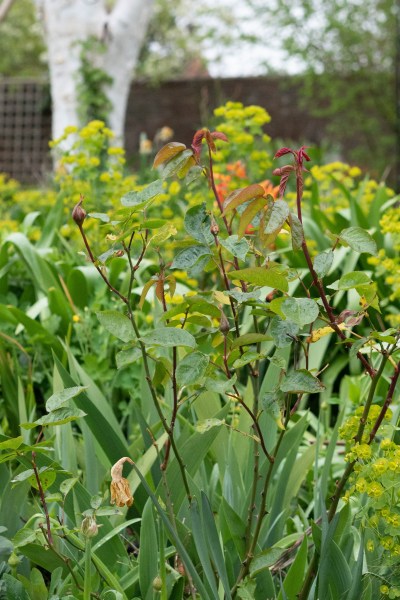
[227,267,288,292]
[121,179,164,208]
[12,528,38,549]
[270,317,299,347]
[204,373,237,393]
[225,289,261,303]
[338,271,371,290]
[171,245,211,270]
[262,389,285,429]
[238,196,269,238]
[185,315,211,327]
[11,468,35,483]
[289,212,304,250]
[357,282,380,311]
[97,310,136,343]
[22,407,87,429]
[160,149,193,178]
[269,353,287,369]
[115,346,142,369]
[140,327,196,348]
[220,235,250,261]
[88,212,110,222]
[313,250,334,278]
[231,333,272,349]
[149,222,177,245]
[60,477,79,496]
[90,494,103,510]
[184,203,213,245]
[45,386,88,412]
[176,352,209,387]
[281,297,319,327]
[140,218,166,229]
[268,296,285,318]
[233,351,264,368]
[280,369,325,393]
[94,507,124,517]
[339,226,377,255]
[97,247,116,264]
[45,493,63,503]
[28,469,56,491]
[264,199,290,234]
[184,164,203,184]
[371,329,397,342]
[349,337,368,359]
[0,436,23,451]
[196,418,224,433]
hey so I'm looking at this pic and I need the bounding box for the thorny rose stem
[272,149,398,599]
[73,200,192,503]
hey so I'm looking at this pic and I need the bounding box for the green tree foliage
[0,0,234,82]
[137,0,209,81]
[0,0,45,76]
[253,0,396,176]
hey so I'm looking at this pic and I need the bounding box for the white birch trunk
[36,0,155,144]
[103,0,156,144]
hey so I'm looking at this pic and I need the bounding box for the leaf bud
[219,309,230,335]
[272,165,294,177]
[152,576,162,592]
[8,552,21,567]
[210,222,219,236]
[72,196,86,226]
[80,515,98,538]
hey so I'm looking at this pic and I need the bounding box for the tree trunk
[0,0,17,23]
[103,0,156,144]
[36,0,155,145]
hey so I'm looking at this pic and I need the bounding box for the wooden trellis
[0,78,51,184]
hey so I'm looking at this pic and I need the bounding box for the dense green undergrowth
[0,103,399,599]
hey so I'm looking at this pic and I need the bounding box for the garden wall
[0,75,388,184]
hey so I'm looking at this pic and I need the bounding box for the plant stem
[129,312,192,502]
[232,412,288,597]
[369,359,400,442]
[78,224,192,503]
[293,163,376,378]
[299,352,390,600]
[31,450,53,546]
[83,537,92,600]
[207,145,232,235]
[78,224,128,304]
[223,334,273,463]
[41,527,85,595]
[158,271,180,472]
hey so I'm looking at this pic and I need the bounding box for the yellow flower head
[110,457,134,507]
[367,481,384,498]
[380,585,390,595]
